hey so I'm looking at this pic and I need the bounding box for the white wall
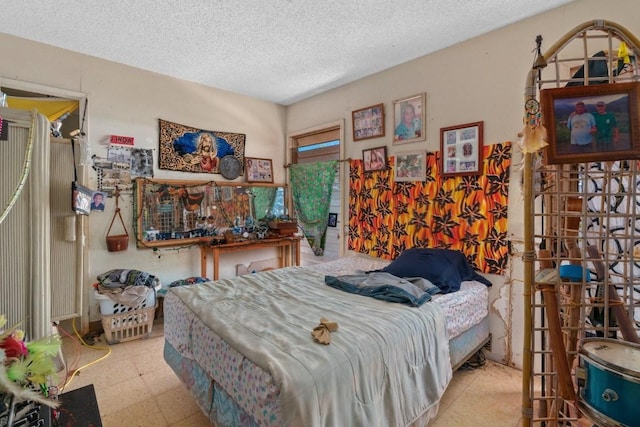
[0,33,287,321]
[286,0,640,368]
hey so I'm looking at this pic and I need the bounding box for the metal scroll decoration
[158,119,245,175]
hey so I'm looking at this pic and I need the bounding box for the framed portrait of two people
[540,82,640,165]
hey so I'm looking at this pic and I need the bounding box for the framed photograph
[440,121,484,177]
[71,182,92,216]
[393,93,426,144]
[245,157,274,183]
[352,103,385,141]
[540,82,640,165]
[395,151,427,182]
[362,146,388,172]
[327,213,338,227]
[90,191,106,212]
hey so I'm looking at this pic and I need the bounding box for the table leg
[294,239,300,266]
[278,243,285,268]
[213,248,220,280]
[200,246,208,278]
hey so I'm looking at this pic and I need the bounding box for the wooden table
[200,236,301,279]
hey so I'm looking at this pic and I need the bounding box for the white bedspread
[168,265,452,427]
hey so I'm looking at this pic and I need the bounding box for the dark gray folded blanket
[324,272,440,307]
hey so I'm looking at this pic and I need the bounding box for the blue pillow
[375,248,492,293]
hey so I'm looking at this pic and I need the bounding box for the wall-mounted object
[540,82,640,165]
[327,213,338,227]
[158,119,245,175]
[134,178,287,248]
[106,192,129,252]
[130,148,154,178]
[110,135,135,145]
[63,215,76,242]
[392,93,425,144]
[348,142,512,274]
[219,155,241,180]
[71,182,92,215]
[245,157,274,183]
[440,121,484,177]
[352,103,385,141]
[394,151,426,182]
[362,146,387,172]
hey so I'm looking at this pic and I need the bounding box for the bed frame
[164,256,491,426]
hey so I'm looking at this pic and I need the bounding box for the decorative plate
[219,155,241,180]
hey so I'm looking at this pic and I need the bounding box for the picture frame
[540,82,640,165]
[71,182,92,216]
[362,146,388,172]
[327,213,338,227]
[392,93,426,144]
[352,103,385,141]
[90,191,106,212]
[394,151,427,182]
[244,157,274,183]
[440,121,484,177]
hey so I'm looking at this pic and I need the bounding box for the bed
[163,253,491,427]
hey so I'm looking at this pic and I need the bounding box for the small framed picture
[393,93,426,144]
[352,103,385,141]
[540,82,640,164]
[245,157,273,183]
[362,146,388,172]
[394,151,427,182]
[71,182,92,215]
[328,213,338,227]
[90,191,106,212]
[440,121,484,177]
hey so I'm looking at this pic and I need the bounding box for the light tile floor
[59,320,523,427]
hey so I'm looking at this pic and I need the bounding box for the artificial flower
[1,334,28,358]
[0,315,60,408]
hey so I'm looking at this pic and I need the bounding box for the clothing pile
[157,276,209,297]
[95,269,160,308]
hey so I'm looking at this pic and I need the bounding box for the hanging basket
[106,234,129,252]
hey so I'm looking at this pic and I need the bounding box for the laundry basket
[94,268,162,344]
[95,285,159,315]
[101,305,155,344]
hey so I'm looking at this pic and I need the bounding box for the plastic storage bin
[101,306,155,344]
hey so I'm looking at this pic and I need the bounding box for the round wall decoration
[219,155,241,180]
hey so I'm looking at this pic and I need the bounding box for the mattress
[164,255,490,427]
[307,255,489,339]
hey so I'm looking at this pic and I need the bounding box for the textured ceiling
[1,0,574,105]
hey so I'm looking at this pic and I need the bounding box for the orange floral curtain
[347,142,511,275]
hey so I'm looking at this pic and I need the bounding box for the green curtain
[289,161,337,255]
[252,187,277,220]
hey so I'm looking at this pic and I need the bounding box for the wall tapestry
[158,119,245,175]
[347,141,511,275]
